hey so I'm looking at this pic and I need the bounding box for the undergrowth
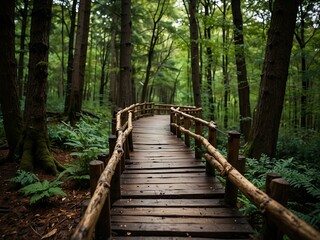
[48,114,110,186]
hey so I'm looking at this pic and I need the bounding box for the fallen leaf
[41,228,57,239]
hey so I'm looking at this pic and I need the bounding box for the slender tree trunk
[59,3,65,98]
[17,0,29,99]
[203,0,215,120]
[117,0,132,108]
[222,0,229,129]
[140,0,166,103]
[21,0,63,175]
[188,0,201,108]
[246,0,299,159]
[231,0,251,141]
[68,0,91,124]
[64,0,77,114]
[0,0,23,161]
[109,4,118,105]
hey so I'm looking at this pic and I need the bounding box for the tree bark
[21,0,63,175]
[203,0,215,120]
[246,0,299,159]
[0,0,23,161]
[64,0,77,114]
[231,0,251,141]
[140,0,166,103]
[17,0,29,99]
[188,0,202,108]
[68,0,91,124]
[118,0,133,108]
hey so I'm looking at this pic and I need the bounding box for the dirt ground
[0,148,89,240]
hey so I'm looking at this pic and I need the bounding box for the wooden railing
[170,107,320,240]
[71,103,200,240]
[71,103,319,240]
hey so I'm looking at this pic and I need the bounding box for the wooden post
[128,131,134,152]
[184,117,190,147]
[195,120,202,159]
[224,131,240,207]
[89,160,111,239]
[206,126,217,176]
[265,172,282,195]
[177,113,181,138]
[98,153,109,167]
[263,177,290,240]
[108,135,121,204]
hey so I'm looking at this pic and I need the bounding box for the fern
[7,170,39,187]
[20,179,66,204]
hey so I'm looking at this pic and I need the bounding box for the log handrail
[170,107,320,240]
[71,103,319,240]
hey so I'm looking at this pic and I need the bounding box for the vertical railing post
[108,135,121,204]
[89,160,111,239]
[176,112,181,138]
[224,131,240,206]
[184,117,190,147]
[206,125,217,176]
[195,119,202,159]
[262,174,289,240]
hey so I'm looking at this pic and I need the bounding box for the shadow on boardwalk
[111,115,254,239]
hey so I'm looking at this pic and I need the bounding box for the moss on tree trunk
[19,129,64,175]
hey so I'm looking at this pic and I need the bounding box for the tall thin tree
[68,0,91,124]
[117,0,132,108]
[231,0,251,141]
[188,0,202,107]
[246,0,299,159]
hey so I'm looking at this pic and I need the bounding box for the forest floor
[0,148,89,240]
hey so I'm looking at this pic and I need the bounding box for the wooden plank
[112,237,252,240]
[121,172,210,178]
[111,216,248,224]
[121,183,223,191]
[111,207,243,217]
[113,199,227,207]
[123,168,205,174]
[121,189,225,199]
[111,222,253,238]
[121,177,220,184]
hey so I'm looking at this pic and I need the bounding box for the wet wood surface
[111,115,253,239]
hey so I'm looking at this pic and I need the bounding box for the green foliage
[240,155,320,230]
[7,170,40,187]
[20,179,66,204]
[58,163,90,187]
[48,114,109,177]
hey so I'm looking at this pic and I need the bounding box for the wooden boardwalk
[111,115,254,239]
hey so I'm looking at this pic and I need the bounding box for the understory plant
[239,154,320,231]
[48,114,109,185]
[7,169,39,187]
[20,179,66,204]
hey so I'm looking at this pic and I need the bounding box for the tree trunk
[109,3,118,106]
[117,0,132,108]
[140,0,166,103]
[64,0,77,114]
[231,0,251,141]
[246,0,299,159]
[68,0,91,124]
[222,0,229,129]
[0,0,23,161]
[188,0,201,108]
[21,0,63,175]
[203,0,215,120]
[17,0,29,99]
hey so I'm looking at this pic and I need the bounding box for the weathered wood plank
[113,199,226,207]
[111,222,253,238]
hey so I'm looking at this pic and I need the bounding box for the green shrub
[20,179,67,204]
[7,170,39,187]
